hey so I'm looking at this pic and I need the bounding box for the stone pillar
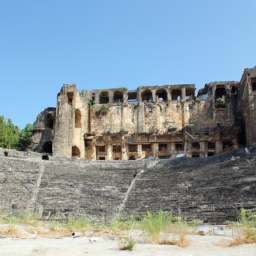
[152,90,156,103]
[95,94,99,104]
[181,87,186,100]
[108,91,114,104]
[185,140,192,157]
[171,143,176,158]
[107,145,112,160]
[200,141,205,157]
[205,141,208,157]
[215,141,223,154]
[167,89,172,101]
[92,145,96,160]
[138,144,142,159]
[152,143,159,158]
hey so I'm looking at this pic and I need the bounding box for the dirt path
[0,235,256,256]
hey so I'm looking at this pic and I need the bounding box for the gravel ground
[0,235,256,256]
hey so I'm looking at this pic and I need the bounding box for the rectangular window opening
[128,145,137,152]
[159,144,167,151]
[127,92,138,102]
[113,145,121,152]
[175,144,183,151]
[142,144,151,152]
[98,146,105,152]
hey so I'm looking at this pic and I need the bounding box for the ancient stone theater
[1,65,256,222]
[31,66,256,160]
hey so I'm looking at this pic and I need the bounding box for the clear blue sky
[0,0,255,129]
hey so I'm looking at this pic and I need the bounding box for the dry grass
[141,210,189,246]
[0,224,18,238]
[222,208,256,247]
[0,210,191,247]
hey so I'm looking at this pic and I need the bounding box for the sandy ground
[0,235,256,256]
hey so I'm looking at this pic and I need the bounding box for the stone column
[107,145,112,160]
[215,141,223,154]
[108,91,114,104]
[95,94,99,104]
[200,141,205,157]
[152,143,159,158]
[167,89,172,101]
[152,90,156,103]
[185,140,192,157]
[181,87,186,100]
[92,145,96,160]
[205,141,208,157]
[171,143,176,158]
[138,144,142,159]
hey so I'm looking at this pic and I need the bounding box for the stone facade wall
[31,66,256,160]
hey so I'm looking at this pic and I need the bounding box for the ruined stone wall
[53,85,89,158]
[32,108,55,153]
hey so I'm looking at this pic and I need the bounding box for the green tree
[18,123,33,151]
[0,115,20,149]
[0,115,33,150]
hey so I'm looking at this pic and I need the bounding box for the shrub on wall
[216,98,226,108]
[95,104,109,117]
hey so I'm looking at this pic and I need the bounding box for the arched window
[99,91,109,104]
[141,90,153,102]
[156,89,167,102]
[75,109,81,128]
[72,146,80,158]
[114,91,123,102]
[43,141,52,153]
[46,114,54,129]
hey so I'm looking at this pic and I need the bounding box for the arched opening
[75,109,81,128]
[67,92,74,106]
[156,90,167,102]
[127,92,137,102]
[186,88,194,100]
[141,90,153,102]
[46,114,54,129]
[114,91,123,102]
[252,77,256,91]
[43,141,52,153]
[171,89,181,100]
[99,91,109,104]
[215,85,226,108]
[72,146,80,158]
[231,86,236,94]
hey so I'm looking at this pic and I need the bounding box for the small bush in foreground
[225,208,256,246]
[141,210,189,245]
[118,236,136,251]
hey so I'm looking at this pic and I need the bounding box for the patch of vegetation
[0,115,33,150]
[216,98,226,108]
[118,236,136,251]
[95,104,109,117]
[118,87,128,93]
[88,97,95,110]
[141,210,189,245]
